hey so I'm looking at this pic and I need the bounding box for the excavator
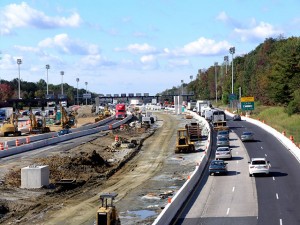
[96,193,120,225]
[29,112,50,134]
[0,113,21,137]
[60,103,76,129]
[95,105,111,122]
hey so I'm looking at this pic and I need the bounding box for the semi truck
[115,104,127,120]
[0,107,13,121]
[212,110,228,130]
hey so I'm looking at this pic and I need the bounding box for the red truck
[115,104,127,120]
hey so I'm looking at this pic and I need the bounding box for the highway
[173,117,300,225]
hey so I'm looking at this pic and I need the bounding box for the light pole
[46,64,50,95]
[229,47,235,94]
[214,62,218,103]
[85,81,88,105]
[17,59,22,99]
[60,71,64,95]
[76,78,79,105]
[190,75,193,82]
[181,80,184,95]
[224,56,229,75]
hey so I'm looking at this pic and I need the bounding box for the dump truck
[212,110,228,131]
[0,113,21,137]
[96,193,120,225]
[175,128,195,153]
[185,122,202,141]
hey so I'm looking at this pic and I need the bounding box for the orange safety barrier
[115,135,119,142]
[282,131,286,136]
[26,137,30,144]
[15,139,20,146]
[0,143,4,150]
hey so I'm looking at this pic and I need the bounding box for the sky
[1,0,300,96]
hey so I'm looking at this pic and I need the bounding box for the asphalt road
[173,116,300,225]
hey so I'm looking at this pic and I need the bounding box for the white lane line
[280,218,283,225]
[276,193,279,199]
[273,177,275,181]
[232,187,235,192]
[226,208,230,215]
[261,146,263,150]
[265,154,267,157]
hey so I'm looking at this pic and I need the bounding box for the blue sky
[1,0,300,96]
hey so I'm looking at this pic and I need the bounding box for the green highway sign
[241,102,254,110]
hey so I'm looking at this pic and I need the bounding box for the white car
[215,147,232,159]
[248,158,270,176]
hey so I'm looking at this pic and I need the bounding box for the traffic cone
[109,124,113,130]
[290,135,294,143]
[168,197,172,203]
[282,131,286,136]
[26,137,30,144]
[0,143,4,150]
[15,139,20,146]
[115,135,119,142]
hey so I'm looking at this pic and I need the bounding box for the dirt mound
[70,150,109,167]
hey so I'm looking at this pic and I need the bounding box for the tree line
[161,36,300,115]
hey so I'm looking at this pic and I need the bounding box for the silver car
[217,136,230,147]
[215,147,232,159]
[241,131,254,142]
[217,130,229,139]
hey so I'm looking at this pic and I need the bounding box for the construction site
[0,107,208,225]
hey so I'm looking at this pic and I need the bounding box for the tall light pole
[45,64,50,95]
[224,56,229,75]
[76,78,79,105]
[60,71,64,95]
[214,62,218,103]
[190,75,193,82]
[181,80,184,95]
[85,81,88,105]
[17,59,22,99]
[229,47,235,94]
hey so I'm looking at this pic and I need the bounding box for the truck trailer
[115,104,127,120]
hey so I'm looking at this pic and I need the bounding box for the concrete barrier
[152,111,211,225]
[0,114,132,158]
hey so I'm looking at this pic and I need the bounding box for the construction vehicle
[212,110,228,131]
[185,122,202,141]
[96,192,120,225]
[29,112,51,134]
[175,128,195,153]
[0,113,21,137]
[60,103,76,129]
[95,105,111,122]
[115,104,126,120]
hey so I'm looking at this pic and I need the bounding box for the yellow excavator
[29,112,51,134]
[95,105,111,122]
[175,128,196,153]
[96,193,120,225]
[0,113,21,137]
[60,103,76,129]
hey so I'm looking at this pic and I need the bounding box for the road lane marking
[232,187,235,192]
[226,208,230,215]
[273,177,275,181]
[265,154,267,157]
[280,219,283,225]
[276,193,279,199]
[261,146,263,150]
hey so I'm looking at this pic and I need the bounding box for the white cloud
[234,21,283,42]
[216,11,229,22]
[167,59,191,68]
[115,43,158,54]
[38,34,99,55]
[170,38,231,56]
[140,55,158,70]
[0,2,81,35]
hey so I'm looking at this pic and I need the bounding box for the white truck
[196,100,210,115]
[0,107,13,121]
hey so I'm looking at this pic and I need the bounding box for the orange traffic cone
[0,143,4,150]
[15,139,20,146]
[26,137,30,144]
[290,135,294,143]
[115,135,119,142]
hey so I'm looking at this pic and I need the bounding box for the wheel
[249,173,252,177]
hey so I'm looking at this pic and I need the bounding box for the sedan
[241,131,254,142]
[233,114,241,121]
[57,129,72,136]
[217,130,229,139]
[217,136,230,147]
[209,160,228,175]
[215,147,232,160]
[248,158,270,176]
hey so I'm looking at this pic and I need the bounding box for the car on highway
[248,158,270,176]
[217,130,229,139]
[241,131,255,142]
[57,129,72,136]
[233,114,241,121]
[209,160,228,175]
[215,146,232,160]
[216,136,230,147]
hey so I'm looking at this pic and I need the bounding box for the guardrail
[152,111,212,225]
[0,114,132,158]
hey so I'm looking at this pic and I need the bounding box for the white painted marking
[226,208,230,215]
[236,161,239,164]
[232,187,235,192]
[265,154,267,157]
[280,218,283,225]
[273,177,275,181]
[269,163,272,167]
[261,146,263,149]
[276,193,279,199]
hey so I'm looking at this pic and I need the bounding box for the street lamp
[85,81,88,105]
[60,71,64,95]
[229,47,235,94]
[46,64,50,95]
[181,80,184,95]
[17,59,22,99]
[76,78,79,105]
[224,56,229,75]
[214,62,218,103]
[190,75,193,82]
